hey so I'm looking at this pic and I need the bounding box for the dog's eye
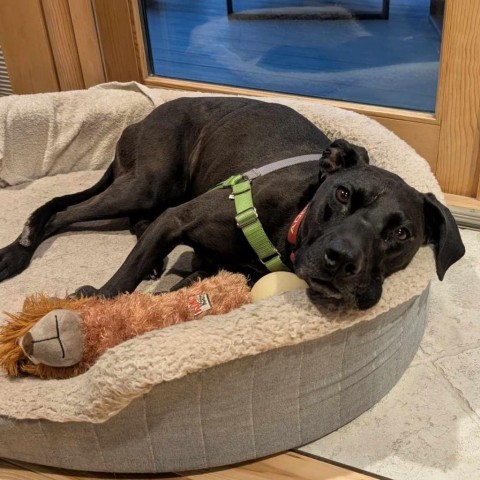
[394,227,410,241]
[335,186,350,204]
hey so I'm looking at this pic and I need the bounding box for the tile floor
[300,228,480,480]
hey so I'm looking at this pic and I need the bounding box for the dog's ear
[423,193,465,280]
[320,139,369,178]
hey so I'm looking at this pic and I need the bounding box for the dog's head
[294,139,465,310]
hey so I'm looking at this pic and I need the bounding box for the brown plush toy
[0,271,251,380]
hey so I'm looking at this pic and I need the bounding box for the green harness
[211,153,322,273]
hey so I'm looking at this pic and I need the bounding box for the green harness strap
[211,153,322,273]
[213,174,290,272]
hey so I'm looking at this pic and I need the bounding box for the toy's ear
[423,193,465,280]
[320,139,370,178]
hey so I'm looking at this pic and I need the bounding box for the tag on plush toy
[187,293,212,316]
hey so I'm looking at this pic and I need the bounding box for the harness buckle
[260,249,281,265]
[235,207,258,229]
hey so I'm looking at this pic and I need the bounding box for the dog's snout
[324,239,363,278]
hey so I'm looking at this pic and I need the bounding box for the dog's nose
[324,239,363,277]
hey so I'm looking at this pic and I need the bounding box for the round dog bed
[0,84,438,473]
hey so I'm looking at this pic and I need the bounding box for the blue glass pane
[144,0,442,112]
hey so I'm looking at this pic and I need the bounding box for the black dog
[0,97,465,309]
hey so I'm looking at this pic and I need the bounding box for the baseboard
[445,194,480,231]
[450,205,480,231]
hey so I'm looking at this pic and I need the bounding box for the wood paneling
[1,452,382,480]
[445,193,480,212]
[185,452,380,479]
[435,0,480,196]
[129,0,150,79]
[368,116,440,171]
[0,0,59,94]
[92,0,142,83]
[68,0,106,87]
[1,458,179,479]
[42,0,85,91]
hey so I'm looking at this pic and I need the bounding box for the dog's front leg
[72,208,184,298]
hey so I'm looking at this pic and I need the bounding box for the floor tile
[435,346,480,419]
[300,362,480,480]
[419,229,480,360]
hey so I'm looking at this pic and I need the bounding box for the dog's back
[114,97,331,198]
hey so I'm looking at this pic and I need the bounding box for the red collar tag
[287,204,309,262]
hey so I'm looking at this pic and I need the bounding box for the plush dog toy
[0,271,309,380]
[0,271,251,380]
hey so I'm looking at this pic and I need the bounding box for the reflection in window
[143,0,443,112]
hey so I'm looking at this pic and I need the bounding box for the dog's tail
[20,165,115,248]
[36,163,115,218]
[56,163,115,206]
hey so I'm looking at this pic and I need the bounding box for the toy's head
[0,294,94,379]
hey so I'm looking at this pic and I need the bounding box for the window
[143,0,443,112]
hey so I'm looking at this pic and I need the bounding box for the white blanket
[0,82,166,186]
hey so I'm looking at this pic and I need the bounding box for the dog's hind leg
[167,269,216,292]
[129,214,153,240]
[129,214,168,280]
[42,173,161,236]
[72,205,188,298]
[0,166,114,282]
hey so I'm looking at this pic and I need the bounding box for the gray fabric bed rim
[0,288,428,473]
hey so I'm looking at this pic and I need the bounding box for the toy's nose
[324,238,363,278]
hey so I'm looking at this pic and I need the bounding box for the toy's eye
[394,227,410,241]
[335,186,350,204]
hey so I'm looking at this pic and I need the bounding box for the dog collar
[287,204,309,263]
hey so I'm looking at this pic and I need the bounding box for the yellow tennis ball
[251,271,308,302]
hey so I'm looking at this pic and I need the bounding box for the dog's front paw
[69,285,102,299]
[0,243,32,282]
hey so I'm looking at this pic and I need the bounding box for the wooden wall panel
[42,0,85,91]
[92,0,142,82]
[436,0,480,197]
[1,452,381,480]
[0,0,59,94]
[68,0,106,87]
[369,116,440,171]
